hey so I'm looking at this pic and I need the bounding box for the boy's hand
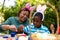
[18,25,24,33]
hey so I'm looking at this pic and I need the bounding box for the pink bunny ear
[25,3,30,10]
[29,6,36,14]
[30,6,36,11]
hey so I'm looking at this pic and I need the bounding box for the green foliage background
[0,0,60,33]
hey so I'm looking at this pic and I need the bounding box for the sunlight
[0,0,16,7]
[5,0,16,7]
[0,0,4,6]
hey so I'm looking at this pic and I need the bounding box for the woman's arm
[2,25,10,30]
[1,17,17,32]
[1,17,11,30]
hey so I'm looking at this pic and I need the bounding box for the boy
[24,12,50,35]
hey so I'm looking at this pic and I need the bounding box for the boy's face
[33,16,42,28]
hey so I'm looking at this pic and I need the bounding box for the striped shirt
[24,23,50,35]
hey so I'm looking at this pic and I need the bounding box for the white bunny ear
[41,5,47,13]
[36,4,42,12]
[36,4,47,13]
[36,4,47,21]
[42,13,44,21]
[41,5,47,21]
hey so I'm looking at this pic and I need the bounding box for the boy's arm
[45,27,50,34]
[43,26,50,34]
[24,26,30,35]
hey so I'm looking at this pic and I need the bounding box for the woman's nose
[24,15,27,18]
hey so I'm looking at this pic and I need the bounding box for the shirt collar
[32,23,43,29]
[15,17,23,23]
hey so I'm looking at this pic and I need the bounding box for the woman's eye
[23,13,25,15]
[23,14,25,15]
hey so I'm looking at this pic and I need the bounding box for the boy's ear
[40,20,43,23]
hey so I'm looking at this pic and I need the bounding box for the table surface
[0,33,60,40]
[0,33,17,40]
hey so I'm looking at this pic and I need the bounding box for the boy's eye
[33,19,38,22]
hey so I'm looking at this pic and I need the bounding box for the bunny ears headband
[25,3,36,11]
[34,4,47,21]
[24,3,47,21]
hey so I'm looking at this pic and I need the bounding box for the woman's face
[33,16,42,28]
[18,11,29,22]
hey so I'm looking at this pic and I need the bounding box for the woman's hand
[2,25,9,30]
[18,25,24,33]
[9,25,18,32]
